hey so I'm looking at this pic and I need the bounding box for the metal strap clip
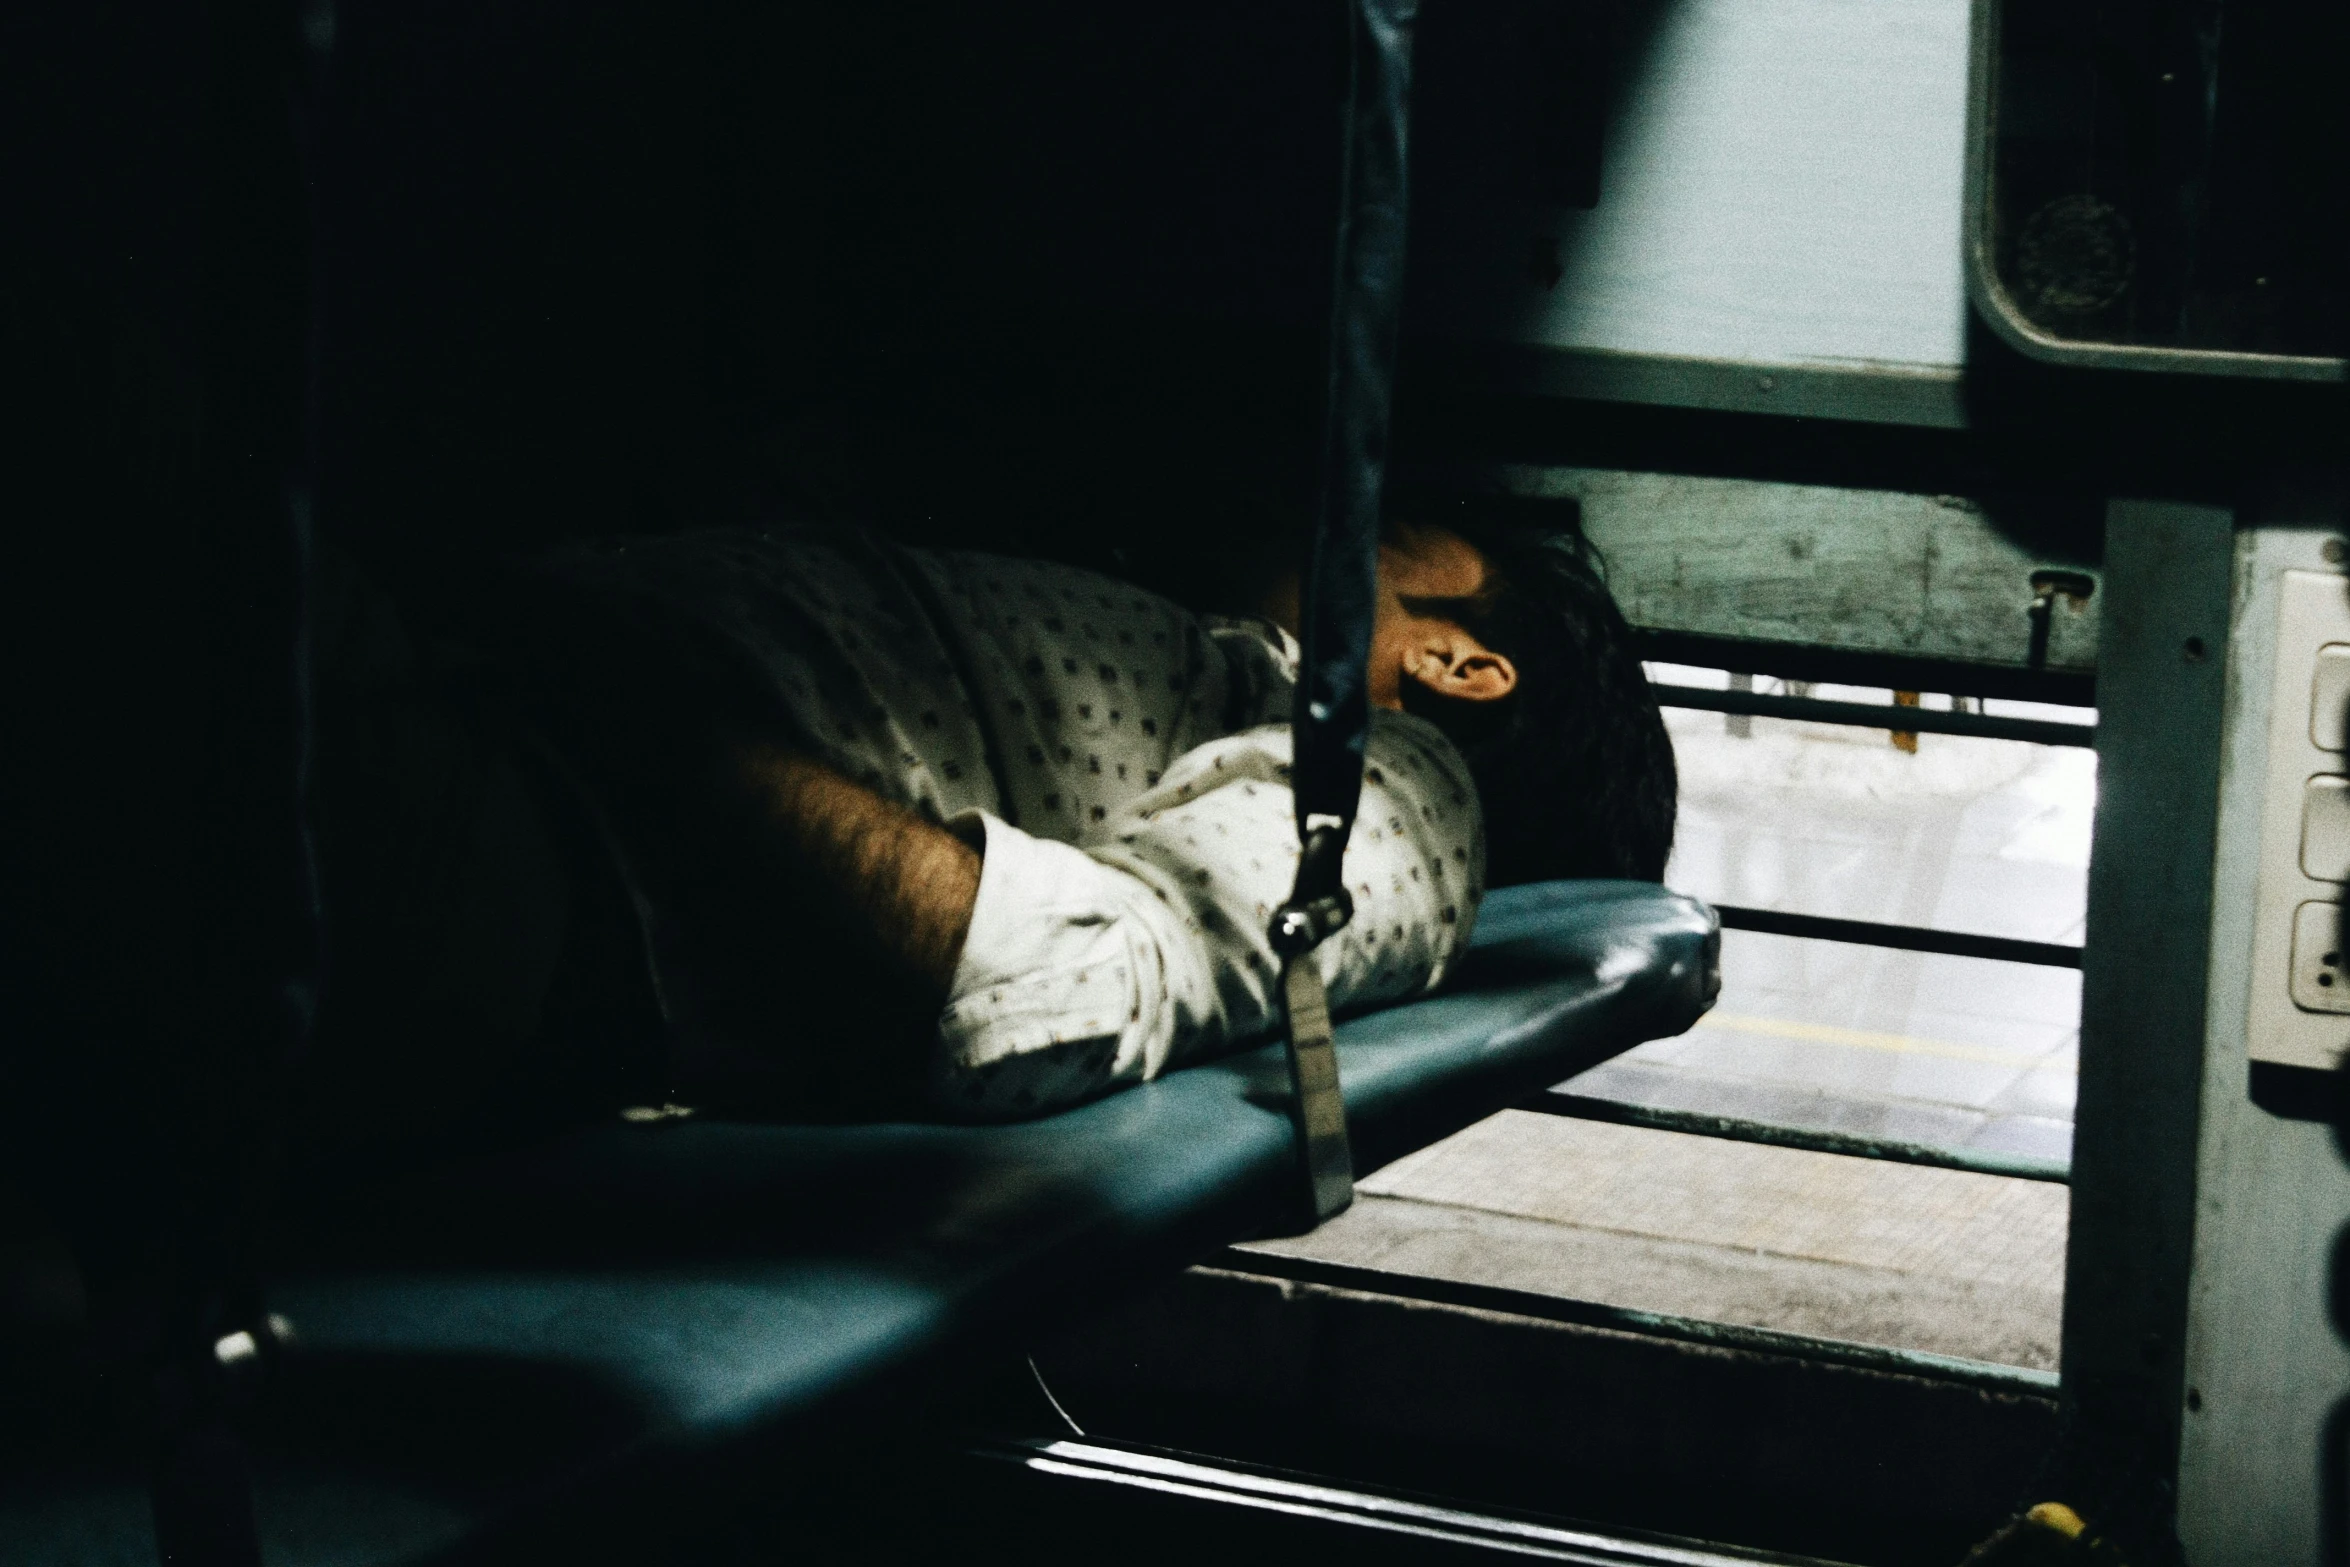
[1278,954,1355,1222]
[1270,823,1357,1223]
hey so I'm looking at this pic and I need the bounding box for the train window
[1585,663,2091,1172]
[1233,660,2089,1379]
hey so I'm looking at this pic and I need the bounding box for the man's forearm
[728,743,980,1000]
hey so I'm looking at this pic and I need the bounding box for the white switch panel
[2302,776,2350,881]
[2312,644,2350,751]
[2288,901,2350,1014]
[2248,570,2350,1064]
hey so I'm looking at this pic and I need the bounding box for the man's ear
[1408,629,1517,704]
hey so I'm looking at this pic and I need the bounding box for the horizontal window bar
[1713,904,2084,969]
[1653,684,2097,747]
[1634,628,2096,708]
[1213,1250,2059,1397]
[1522,1092,2071,1184]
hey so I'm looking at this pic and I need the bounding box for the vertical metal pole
[2063,500,2233,1550]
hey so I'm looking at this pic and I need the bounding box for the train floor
[1243,1112,2067,1371]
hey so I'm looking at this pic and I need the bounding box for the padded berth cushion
[8,880,1716,1566]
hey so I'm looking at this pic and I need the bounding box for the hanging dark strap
[1270,0,1417,1226]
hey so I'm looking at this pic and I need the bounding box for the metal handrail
[1653,682,2095,748]
[1713,904,2082,969]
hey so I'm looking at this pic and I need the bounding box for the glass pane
[1568,665,2093,1162]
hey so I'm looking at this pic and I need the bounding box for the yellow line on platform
[1692,1012,2064,1068]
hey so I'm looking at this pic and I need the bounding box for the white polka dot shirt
[536,526,1486,1118]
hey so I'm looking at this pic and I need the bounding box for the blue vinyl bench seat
[4,880,1716,1566]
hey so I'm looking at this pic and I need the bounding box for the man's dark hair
[1391,501,1677,886]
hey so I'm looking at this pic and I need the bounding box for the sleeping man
[304,513,1675,1160]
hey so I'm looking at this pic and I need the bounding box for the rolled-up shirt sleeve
[930,711,1484,1120]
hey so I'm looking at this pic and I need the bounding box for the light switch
[2313,644,2350,751]
[2305,776,2350,881]
[2249,570,2350,1065]
[2291,901,2350,1014]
